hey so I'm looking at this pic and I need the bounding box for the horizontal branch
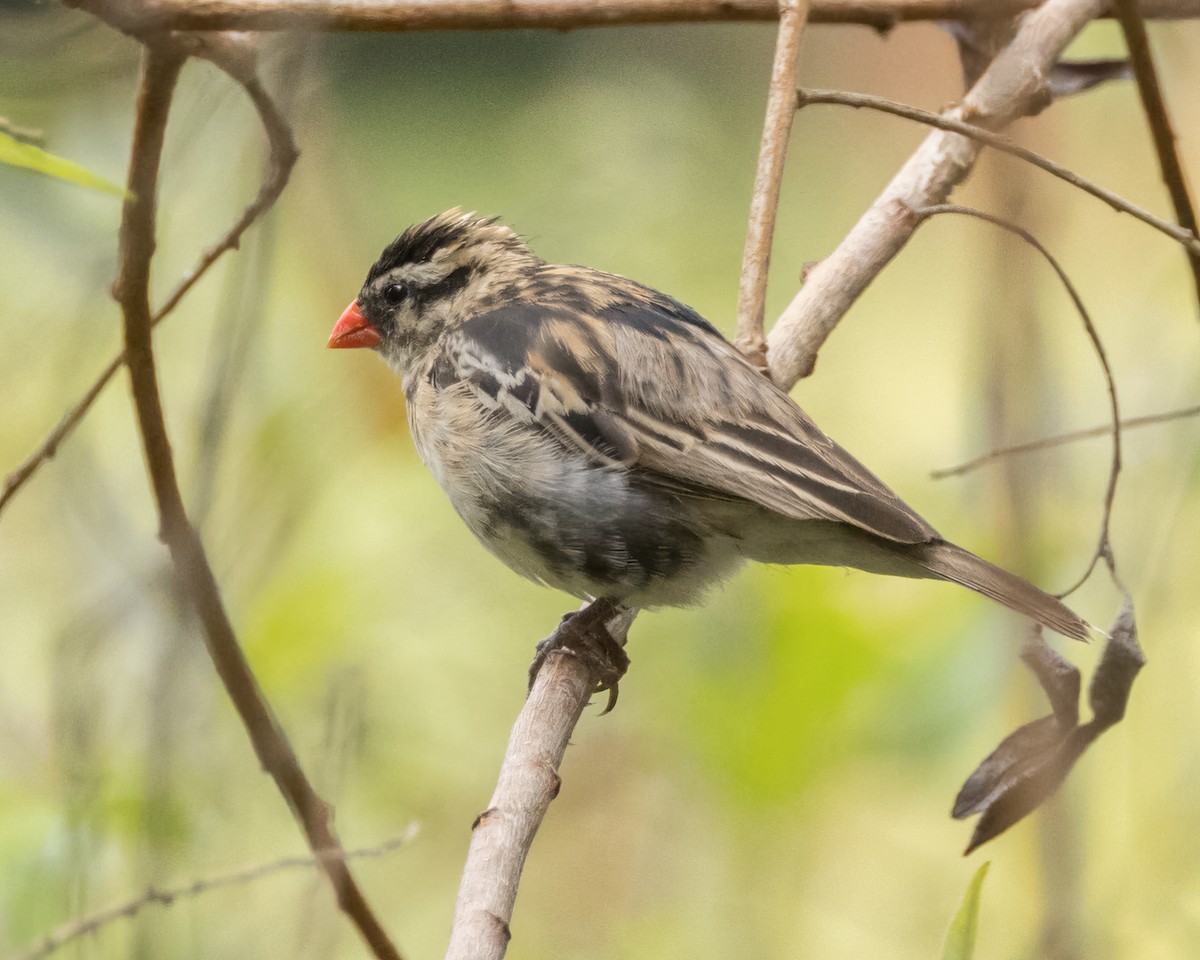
[16,829,418,960]
[68,0,1200,34]
[931,402,1200,478]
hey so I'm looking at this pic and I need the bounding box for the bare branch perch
[766,0,1112,388]
[70,0,1200,34]
[736,0,810,371]
[445,608,636,960]
[110,39,401,960]
[443,0,1148,949]
[16,829,418,960]
[1111,0,1200,309]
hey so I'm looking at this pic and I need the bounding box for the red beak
[328,300,382,350]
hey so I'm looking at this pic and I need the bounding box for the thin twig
[112,39,401,960]
[13,828,419,960]
[736,0,810,372]
[932,403,1200,478]
[767,0,1111,389]
[915,204,1121,598]
[796,87,1200,257]
[1111,0,1200,310]
[73,0,1200,33]
[0,53,297,518]
[1,356,120,514]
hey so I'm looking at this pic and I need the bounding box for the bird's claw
[528,598,630,715]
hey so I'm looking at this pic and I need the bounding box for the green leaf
[940,861,990,960]
[0,130,126,197]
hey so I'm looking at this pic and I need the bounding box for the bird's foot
[528,597,630,715]
[953,601,1144,853]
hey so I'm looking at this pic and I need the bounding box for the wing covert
[435,281,938,545]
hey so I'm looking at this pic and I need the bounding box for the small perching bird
[329,209,1088,642]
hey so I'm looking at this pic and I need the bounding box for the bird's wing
[432,286,938,545]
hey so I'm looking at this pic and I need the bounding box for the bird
[328,209,1088,647]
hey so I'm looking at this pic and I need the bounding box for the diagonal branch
[767,0,1111,389]
[71,0,1200,34]
[735,0,810,371]
[112,39,401,960]
[0,48,297,518]
[445,608,636,960]
[1110,0,1200,310]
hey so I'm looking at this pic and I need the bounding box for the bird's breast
[405,378,742,605]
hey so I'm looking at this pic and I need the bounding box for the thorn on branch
[866,11,897,36]
[486,914,513,945]
[799,258,822,283]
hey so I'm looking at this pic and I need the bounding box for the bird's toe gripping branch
[528,597,631,715]
[953,600,1145,854]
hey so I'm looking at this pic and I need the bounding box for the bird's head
[328,208,539,372]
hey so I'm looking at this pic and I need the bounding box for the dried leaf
[1088,597,1145,727]
[953,714,1063,820]
[954,602,1144,852]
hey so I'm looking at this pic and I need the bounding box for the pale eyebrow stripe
[390,261,452,286]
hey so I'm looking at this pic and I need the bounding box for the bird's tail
[907,540,1090,641]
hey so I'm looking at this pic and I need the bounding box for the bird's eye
[382,283,408,306]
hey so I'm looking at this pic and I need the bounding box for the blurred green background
[2,5,1199,959]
